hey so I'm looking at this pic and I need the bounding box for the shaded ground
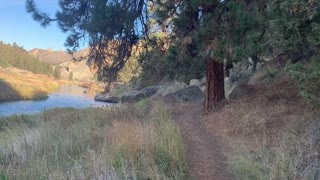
[174,103,233,180]
[0,79,22,101]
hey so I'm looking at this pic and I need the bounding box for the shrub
[285,57,320,105]
[68,72,73,81]
[52,66,61,79]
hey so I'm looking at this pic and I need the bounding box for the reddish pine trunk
[204,58,225,111]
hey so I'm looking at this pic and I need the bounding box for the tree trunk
[204,58,225,112]
[252,55,259,73]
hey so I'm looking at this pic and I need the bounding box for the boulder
[94,93,120,103]
[175,86,204,102]
[154,81,187,97]
[121,86,160,103]
[189,79,201,86]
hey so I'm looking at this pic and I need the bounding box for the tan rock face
[28,48,90,64]
[29,48,95,82]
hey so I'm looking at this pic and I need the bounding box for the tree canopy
[26,0,320,108]
[26,0,147,82]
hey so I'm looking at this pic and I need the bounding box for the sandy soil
[174,103,233,180]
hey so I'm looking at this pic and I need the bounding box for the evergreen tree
[159,0,226,110]
[269,0,320,58]
[269,0,320,104]
[53,66,61,79]
[0,42,53,75]
[68,72,73,81]
[26,0,147,83]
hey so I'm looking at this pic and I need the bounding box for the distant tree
[0,42,52,75]
[53,66,61,79]
[12,42,18,48]
[68,72,73,81]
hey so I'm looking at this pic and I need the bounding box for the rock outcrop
[95,79,205,104]
[189,79,201,86]
[175,86,204,102]
[154,81,187,97]
[121,86,160,103]
[94,93,120,103]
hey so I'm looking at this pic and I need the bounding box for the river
[0,85,109,116]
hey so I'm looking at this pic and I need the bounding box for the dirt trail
[174,103,232,180]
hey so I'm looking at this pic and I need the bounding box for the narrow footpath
[174,103,232,180]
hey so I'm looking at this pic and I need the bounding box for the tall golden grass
[0,100,187,179]
[207,74,320,180]
[0,68,59,101]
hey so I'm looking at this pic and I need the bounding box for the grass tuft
[0,101,187,179]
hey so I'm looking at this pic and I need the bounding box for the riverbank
[0,68,59,101]
[0,100,187,179]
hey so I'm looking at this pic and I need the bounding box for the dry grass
[0,68,59,101]
[0,100,187,179]
[203,74,320,179]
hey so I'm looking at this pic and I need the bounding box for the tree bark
[204,58,225,112]
[252,55,259,73]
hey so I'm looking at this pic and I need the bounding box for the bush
[285,57,320,105]
[52,66,61,79]
[68,72,73,81]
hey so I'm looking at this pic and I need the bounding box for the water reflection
[0,86,109,116]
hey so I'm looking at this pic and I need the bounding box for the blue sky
[0,0,84,51]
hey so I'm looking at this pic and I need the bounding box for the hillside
[28,48,97,82]
[0,42,52,76]
[0,68,59,101]
[28,48,90,65]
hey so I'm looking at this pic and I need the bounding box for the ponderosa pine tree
[26,0,147,83]
[268,0,320,104]
[26,0,271,111]
[221,0,269,73]
[159,0,226,111]
[269,0,320,58]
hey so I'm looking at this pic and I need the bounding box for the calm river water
[0,85,109,116]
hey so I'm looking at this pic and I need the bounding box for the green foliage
[0,42,52,75]
[269,0,320,55]
[52,66,61,79]
[285,58,320,105]
[0,171,8,180]
[68,71,73,81]
[0,59,9,68]
[117,55,141,84]
[26,0,148,83]
[264,66,280,81]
